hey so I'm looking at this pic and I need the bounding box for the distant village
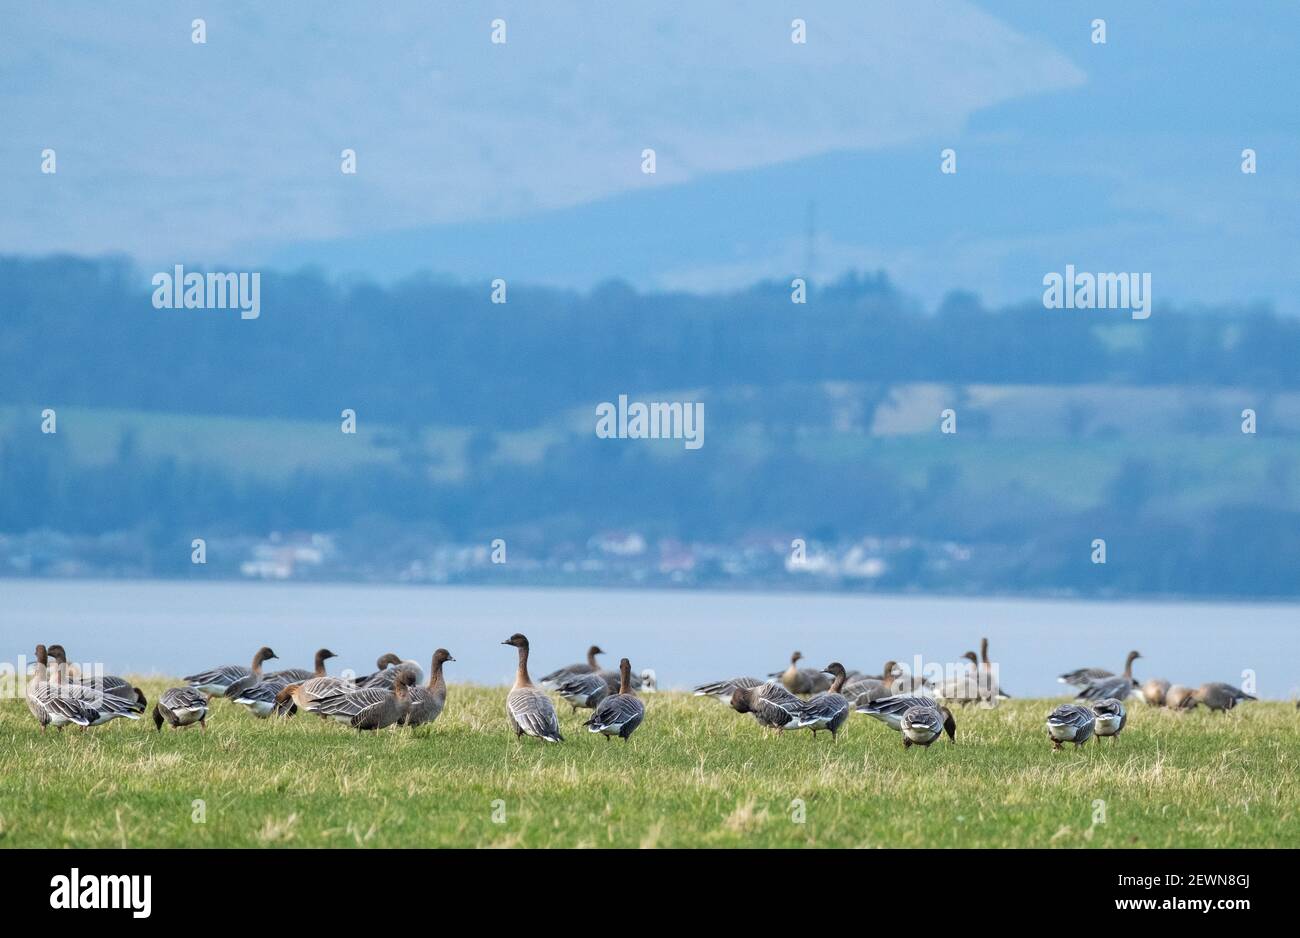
[0,526,1020,595]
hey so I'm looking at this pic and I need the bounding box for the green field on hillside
[1,685,1295,848]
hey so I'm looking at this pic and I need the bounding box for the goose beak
[500,640,511,645]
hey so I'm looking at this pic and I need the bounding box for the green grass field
[1,684,1296,848]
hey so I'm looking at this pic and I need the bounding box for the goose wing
[800,691,849,726]
[692,676,763,697]
[1048,704,1094,728]
[35,686,98,725]
[856,693,934,728]
[313,686,391,719]
[555,672,608,707]
[507,687,563,741]
[753,682,805,726]
[586,693,645,733]
[1058,667,1112,687]
[266,668,314,682]
[184,664,251,691]
[1076,676,1136,702]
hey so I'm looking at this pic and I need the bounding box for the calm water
[3,579,1297,699]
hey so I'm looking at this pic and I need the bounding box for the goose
[797,662,851,740]
[353,653,402,686]
[842,661,901,705]
[597,665,648,694]
[692,675,765,701]
[1077,674,1141,703]
[1193,682,1256,713]
[1092,698,1127,741]
[503,633,563,742]
[185,646,278,698]
[584,658,645,741]
[855,692,939,732]
[554,671,609,714]
[1165,684,1198,710]
[266,648,337,683]
[729,681,806,732]
[153,687,209,731]
[43,648,143,726]
[934,651,984,707]
[1060,650,1140,691]
[773,651,832,695]
[283,673,359,717]
[46,645,147,711]
[312,670,416,730]
[357,655,424,689]
[539,645,605,687]
[1046,704,1095,750]
[402,649,454,727]
[231,674,297,718]
[900,703,956,750]
[27,644,97,731]
[1140,678,1170,707]
[978,637,1012,698]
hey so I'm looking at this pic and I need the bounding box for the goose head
[941,707,957,743]
[152,704,164,732]
[376,653,402,670]
[821,662,848,679]
[1126,650,1142,665]
[962,650,979,668]
[432,648,455,666]
[132,687,148,710]
[254,646,278,665]
[789,651,803,665]
[980,637,989,663]
[33,644,47,666]
[501,633,530,649]
[729,688,753,714]
[393,669,418,693]
[315,648,339,664]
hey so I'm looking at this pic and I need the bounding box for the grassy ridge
[1,683,1296,848]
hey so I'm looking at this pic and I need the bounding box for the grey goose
[692,675,765,701]
[401,648,454,727]
[27,644,98,731]
[43,647,144,726]
[1061,650,1141,691]
[856,693,940,731]
[266,647,337,684]
[153,687,209,731]
[773,651,832,695]
[46,644,147,713]
[797,662,851,740]
[312,669,416,731]
[503,633,563,742]
[231,674,298,718]
[899,703,956,750]
[185,646,278,698]
[1092,697,1127,741]
[1194,682,1256,712]
[353,653,402,686]
[729,681,806,732]
[1046,704,1096,750]
[584,657,646,741]
[539,645,605,687]
[554,670,609,713]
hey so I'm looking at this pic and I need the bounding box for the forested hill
[4,256,1297,428]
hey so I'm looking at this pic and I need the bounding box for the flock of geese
[20,636,1261,752]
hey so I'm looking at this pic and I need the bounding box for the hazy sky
[4,1,1298,309]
